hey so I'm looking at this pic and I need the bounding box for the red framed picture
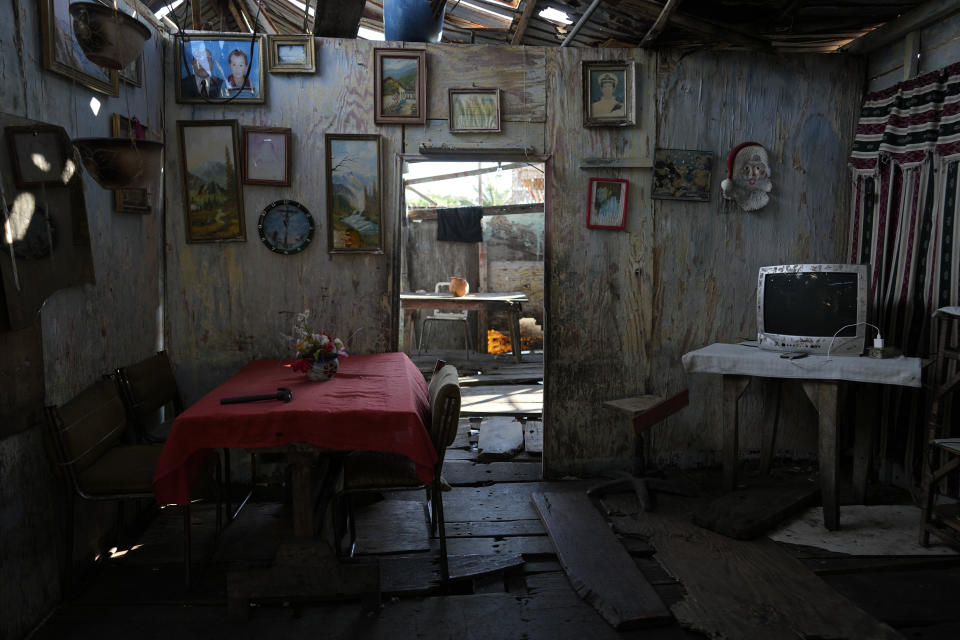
[586,177,628,230]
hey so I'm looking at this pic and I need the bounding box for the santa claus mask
[720,142,772,211]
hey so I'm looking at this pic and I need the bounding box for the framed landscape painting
[374,48,426,125]
[177,120,245,243]
[267,35,315,73]
[325,134,382,253]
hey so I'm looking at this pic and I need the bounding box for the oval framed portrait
[257,200,315,254]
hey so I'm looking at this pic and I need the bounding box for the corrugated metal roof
[146,0,949,54]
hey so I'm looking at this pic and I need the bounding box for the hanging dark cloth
[437,206,483,242]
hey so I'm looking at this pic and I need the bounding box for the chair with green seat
[334,363,462,582]
[45,378,218,589]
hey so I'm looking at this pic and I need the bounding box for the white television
[757,264,869,356]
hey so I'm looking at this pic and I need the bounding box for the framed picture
[39,0,119,96]
[267,35,315,73]
[242,126,291,186]
[325,134,382,253]
[448,88,501,133]
[586,177,628,230]
[582,60,637,127]
[177,120,246,243]
[111,114,151,213]
[120,54,143,87]
[374,48,426,125]
[5,125,71,188]
[175,34,265,104]
[652,149,714,202]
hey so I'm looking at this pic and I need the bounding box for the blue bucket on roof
[383,0,446,43]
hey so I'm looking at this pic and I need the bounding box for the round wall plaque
[257,200,314,255]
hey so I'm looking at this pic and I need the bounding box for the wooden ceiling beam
[511,0,538,44]
[840,0,960,54]
[621,0,772,50]
[639,0,682,48]
[192,0,203,28]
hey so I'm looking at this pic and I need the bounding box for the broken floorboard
[691,478,820,540]
[532,491,672,629]
[607,495,904,639]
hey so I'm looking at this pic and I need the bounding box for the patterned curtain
[849,60,960,356]
[847,61,960,485]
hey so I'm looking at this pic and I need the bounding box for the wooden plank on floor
[611,512,904,639]
[460,385,543,417]
[443,481,594,522]
[443,459,542,485]
[532,491,672,629]
[691,481,820,540]
[446,518,546,537]
[352,499,429,555]
[446,535,556,557]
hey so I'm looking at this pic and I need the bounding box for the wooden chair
[334,364,462,582]
[117,351,253,520]
[45,378,218,589]
[115,351,182,444]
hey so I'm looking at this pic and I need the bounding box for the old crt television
[757,264,869,356]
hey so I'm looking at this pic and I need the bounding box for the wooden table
[152,353,433,615]
[683,343,922,530]
[400,291,528,362]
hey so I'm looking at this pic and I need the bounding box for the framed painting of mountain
[177,119,246,243]
[373,48,426,125]
[324,133,382,253]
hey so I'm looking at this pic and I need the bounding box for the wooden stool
[588,390,691,511]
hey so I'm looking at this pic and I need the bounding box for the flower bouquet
[288,310,348,381]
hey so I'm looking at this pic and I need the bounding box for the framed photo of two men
[175,34,265,104]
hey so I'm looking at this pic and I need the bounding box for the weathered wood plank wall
[640,52,866,471]
[867,11,960,91]
[0,2,165,637]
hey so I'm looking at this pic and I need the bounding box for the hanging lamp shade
[69,2,151,70]
[72,138,163,190]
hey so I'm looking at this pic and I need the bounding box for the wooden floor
[30,358,960,639]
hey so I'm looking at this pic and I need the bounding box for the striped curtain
[847,61,960,485]
[849,60,960,356]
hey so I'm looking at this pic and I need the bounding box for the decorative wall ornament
[720,142,771,211]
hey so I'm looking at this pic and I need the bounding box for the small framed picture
[586,177,628,230]
[120,54,143,87]
[267,35,315,73]
[448,88,501,133]
[178,119,246,243]
[111,114,151,213]
[582,60,637,127]
[325,133,382,253]
[175,34,265,104]
[4,125,71,188]
[374,48,426,125]
[242,126,291,186]
[652,149,714,201]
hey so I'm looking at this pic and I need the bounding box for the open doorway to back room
[399,158,545,369]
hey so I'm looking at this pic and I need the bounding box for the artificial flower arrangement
[288,310,348,374]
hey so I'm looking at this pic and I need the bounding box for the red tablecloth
[152,352,434,505]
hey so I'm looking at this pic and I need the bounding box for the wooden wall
[867,11,960,92]
[0,2,165,637]
[543,50,865,477]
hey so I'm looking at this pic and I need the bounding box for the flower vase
[305,353,339,381]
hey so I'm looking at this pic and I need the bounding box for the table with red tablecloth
[152,352,434,508]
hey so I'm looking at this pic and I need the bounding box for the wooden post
[722,376,751,492]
